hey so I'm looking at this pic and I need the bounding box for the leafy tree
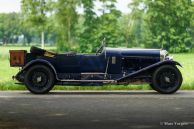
[52,0,79,51]
[119,5,146,48]
[21,0,49,48]
[131,0,194,52]
[0,0,194,54]
[0,13,20,44]
[79,0,97,52]
[93,0,121,51]
[79,0,121,52]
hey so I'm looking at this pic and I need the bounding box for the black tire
[152,65,182,94]
[149,83,156,90]
[24,65,55,94]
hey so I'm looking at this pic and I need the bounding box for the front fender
[15,59,58,81]
[117,60,182,82]
[163,60,182,67]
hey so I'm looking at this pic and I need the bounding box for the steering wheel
[96,38,106,55]
[96,44,104,55]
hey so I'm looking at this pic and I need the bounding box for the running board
[59,79,116,83]
[81,73,105,75]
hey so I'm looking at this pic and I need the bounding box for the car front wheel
[152,65,182,94]
[149,83,156,90]
[24,65,55,94]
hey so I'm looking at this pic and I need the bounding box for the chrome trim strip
[59,79,115,83]
[81,73,105,75]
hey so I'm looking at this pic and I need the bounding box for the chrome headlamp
[160,50,169,61]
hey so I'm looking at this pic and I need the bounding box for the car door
[80,54,107,73]
[55,54,81,73]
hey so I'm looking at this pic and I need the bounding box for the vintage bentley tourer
[9,44,182,94]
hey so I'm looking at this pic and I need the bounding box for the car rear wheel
[24,65,55,94]
[152,65,182,94]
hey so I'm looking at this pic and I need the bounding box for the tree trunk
[67,17,71,48]
[41,31,45,49]
[125,35,129,47]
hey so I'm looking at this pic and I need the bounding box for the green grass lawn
[0,46,194,90]
[174,53,194,89]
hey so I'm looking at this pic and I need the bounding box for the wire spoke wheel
[31,71,48,88]
[152,65,182,94]
[24,65,55,94]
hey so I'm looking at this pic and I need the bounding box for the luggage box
[9,50,27,67]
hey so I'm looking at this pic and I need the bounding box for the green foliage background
[0,0,194,53]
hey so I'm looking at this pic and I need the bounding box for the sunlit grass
[172,53,194,89]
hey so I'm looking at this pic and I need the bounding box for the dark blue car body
[10,46,183,94]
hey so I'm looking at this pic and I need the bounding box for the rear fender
[16,59,59,81]
[117,60,182,82]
